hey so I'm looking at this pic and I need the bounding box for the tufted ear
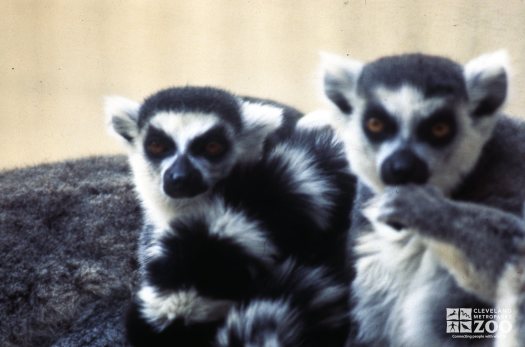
[464,50,509,118]
[104,96,141,144]
[320,52,364,116]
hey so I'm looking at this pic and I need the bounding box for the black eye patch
[143,127,176,161]
[416,108,457,147]
[362,103,398,143]
[189,126,231,162]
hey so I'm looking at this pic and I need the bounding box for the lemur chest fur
[352,226,491,347]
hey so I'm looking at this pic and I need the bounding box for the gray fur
[370,184,524,300]
[322,52,525,347]
[0,156,139,347]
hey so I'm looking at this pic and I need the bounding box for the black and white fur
[321,51,525,347]
[107,86,355,346]
[216,259,349,347]
[106,87,301,236]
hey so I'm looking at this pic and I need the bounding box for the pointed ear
[104,96,141,144]
[320,52,364,115]
[464,50,509,117]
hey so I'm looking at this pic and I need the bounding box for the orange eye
[366,117,384,133]
[205,141,224,156]
[431,122,450,138]
[146,141,168,156]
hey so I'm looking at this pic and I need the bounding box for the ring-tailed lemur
[320,51,525,347]
[106,86,355,346]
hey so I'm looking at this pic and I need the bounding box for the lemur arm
[365,185,525,302]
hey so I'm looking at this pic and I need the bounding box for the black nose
[163,156,208,198]
[380,149,429,185]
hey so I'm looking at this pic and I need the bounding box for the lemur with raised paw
[321,51,525,347]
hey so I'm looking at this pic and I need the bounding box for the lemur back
[320,52,525,347]
[107,86,355,346]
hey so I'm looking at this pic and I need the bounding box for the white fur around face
[369,86,442,184]
[423,106,488,194]
[126,111,238,231]
[128,150,211,231]
[367,86,447,191]
[150,112,221,154]
[341,84,493,195]
[138,286,235,331]
[105,98,206,230]
[321,51,508,195]
[342,110,382,190]
[373,86,446,127]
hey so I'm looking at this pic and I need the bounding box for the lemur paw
[364,185,446,233]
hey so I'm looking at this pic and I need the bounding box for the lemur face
[140,111,238,198]
[106,87,244,201]
[346,83,471,193]
[322,51,508,194]
[106,86,289,221]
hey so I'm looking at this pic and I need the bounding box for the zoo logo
[446,308,512,336]
[446,308,472,333]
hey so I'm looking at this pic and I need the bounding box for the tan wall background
[2,0,525,170]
